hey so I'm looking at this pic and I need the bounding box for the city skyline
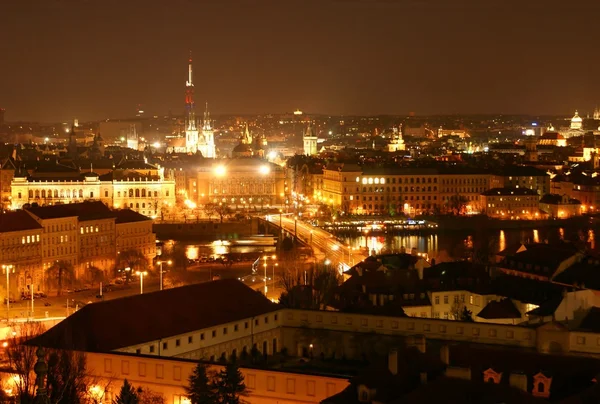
[2,0,600,122]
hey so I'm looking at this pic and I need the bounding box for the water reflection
[342,226,596,260]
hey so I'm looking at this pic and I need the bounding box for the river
[338,226,597,262]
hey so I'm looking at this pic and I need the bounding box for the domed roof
[232,143,253,153]
[572,110,582,123]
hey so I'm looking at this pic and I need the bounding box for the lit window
[27,236,30,243]
[380,178,385,184]
[356,177,359,182]
[368,178,373,184]
[374,178,379,184]
[362,178,367,185]
[22,237,25,244]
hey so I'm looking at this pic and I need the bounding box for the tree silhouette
[117,250,149,284]
[114,379,138,404]
[185,362,216,404]
[214,361,247,404]
[47,260,75,296]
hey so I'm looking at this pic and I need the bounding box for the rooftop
[0,211,43,233]
[29,279,279,352]
[481,187,539,196]
[25,201,116,221]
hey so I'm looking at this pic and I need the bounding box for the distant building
[10,160,176,217]
[539,194,582,218]
[480,187,540,219]
[303,123,318,156]
[538,132,566,147]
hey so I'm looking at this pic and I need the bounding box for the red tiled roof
[28,279,279,352]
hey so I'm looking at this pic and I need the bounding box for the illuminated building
[539,194,581,218]
[490,166,550,196]
[538,132,566,147]
[594,107,600,121]
[562,111,586,138]
[194,159,285,208]
[199,102,216,158]
[114,209,156,262]
[10,161,175,217]
[480,187,540,219]
[387,131,405,152]
[0,211,43,299]
[4,202,156,293]
[126,124,139,150]
[321,164,490,215]
[303,123,318,156]
[184,54,200,153]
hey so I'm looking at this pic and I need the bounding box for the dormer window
[532,372,552,398]
[482,368,502,384]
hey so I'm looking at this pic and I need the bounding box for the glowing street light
[259,165,271,175]
[2,265,14,320]
[157,260,172,291]
[136,271,148,294]
[214,165,226,177]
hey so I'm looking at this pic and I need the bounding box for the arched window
[117,191,121,197]
[54,190,58,198]
[60,190,65,198]
[141,189,146,197]
[73,189,77,198]
[154,191,158,197]
[28,190,33,198]
[537,382,544,393]
[41,190,46,198]
[79,189,83,197]
[142,203,145,208]
[129,189,134,198]
[136,203,139,208]
[135,189,140,197]
[34,190,39,198]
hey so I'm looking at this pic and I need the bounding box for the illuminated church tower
[303,122,318,156]
[185,54,199,153]
[198,102,216,158]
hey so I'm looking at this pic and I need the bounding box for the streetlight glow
[214,165,226,176]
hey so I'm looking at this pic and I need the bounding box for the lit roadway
[266,215,367,270]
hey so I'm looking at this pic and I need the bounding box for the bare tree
[47,260,75,296]
[4,322,47,403]
[117,250,150,283]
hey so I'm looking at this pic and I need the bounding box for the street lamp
[262,256,268,296]
[157,260,172,291]
[135,270,147,294]
[2,265,14,320]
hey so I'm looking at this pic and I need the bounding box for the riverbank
[153,219,260,240]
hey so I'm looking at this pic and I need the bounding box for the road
[265,215,367,271]
[2,262,263,321]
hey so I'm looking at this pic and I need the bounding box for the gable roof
[26,201,115,222]
[114,209,152,224]
[0,211,43,233]
[476,298,522,319]
[28,279,279,352]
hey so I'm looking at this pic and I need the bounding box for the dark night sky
[1,0,599,122]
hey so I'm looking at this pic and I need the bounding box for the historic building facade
[10,161,175,217]
[320,164,491,215]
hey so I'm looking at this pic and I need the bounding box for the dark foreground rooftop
[29,279,279,352]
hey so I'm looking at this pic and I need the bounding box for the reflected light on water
[589,230,595,250]
[533,229,539,244]
[499,230,506,252]
[211,240,231,256]
[559,228,565,240]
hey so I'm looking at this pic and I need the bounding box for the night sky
[2,0,599,122]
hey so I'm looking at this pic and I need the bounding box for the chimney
[388,349,398,375]
[440,345,450,366]
[509,373,528,392]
